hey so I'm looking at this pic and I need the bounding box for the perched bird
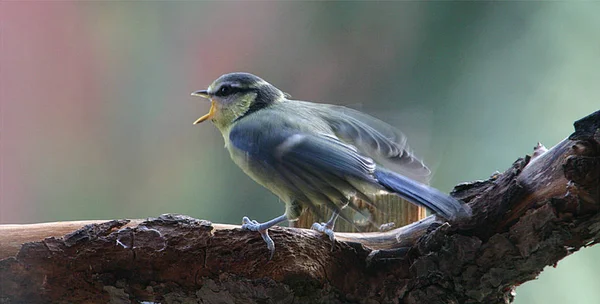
[192,72,471,259]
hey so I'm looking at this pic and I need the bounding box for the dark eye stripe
[214,85,255,97]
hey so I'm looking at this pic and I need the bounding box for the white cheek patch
[275,134,305,160]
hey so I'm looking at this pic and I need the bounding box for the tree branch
[1,110,599,304]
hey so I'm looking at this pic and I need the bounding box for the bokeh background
[1,1,599,303]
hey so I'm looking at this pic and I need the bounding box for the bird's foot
[311,221,336,251]
[242,216,275,260]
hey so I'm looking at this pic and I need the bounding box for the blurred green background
[1,1,598,303]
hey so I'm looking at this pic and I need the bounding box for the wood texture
[295,195,427,232]
[1,110,599,304]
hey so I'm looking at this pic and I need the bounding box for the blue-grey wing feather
[229,118,381,222]
[229,109,469,223]
[314,103,431,183]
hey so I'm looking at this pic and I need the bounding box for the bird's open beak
[191,90,209,98]
[191,90,215,124]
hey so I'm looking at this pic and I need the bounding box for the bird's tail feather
[374,168,471,220]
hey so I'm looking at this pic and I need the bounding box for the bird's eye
[218,85,233,96]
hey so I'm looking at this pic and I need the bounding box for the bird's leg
[311,210,339,251]
[241,213,288,260]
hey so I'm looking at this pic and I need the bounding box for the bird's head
[192,72,287,130]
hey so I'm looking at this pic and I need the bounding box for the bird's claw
[241,217,275,260]
[311,222,336,251]
[241,216,260,227]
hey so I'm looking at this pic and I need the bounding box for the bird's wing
[315,103,431,183]
[229,117,381,224]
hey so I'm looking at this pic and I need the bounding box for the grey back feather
[289,101,432,184]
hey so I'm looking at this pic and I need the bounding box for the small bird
[192,72,470,259]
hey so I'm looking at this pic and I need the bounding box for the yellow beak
[193,101,216,124]
[191,90,215,124]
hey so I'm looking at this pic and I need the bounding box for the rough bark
[1,110,599,304]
